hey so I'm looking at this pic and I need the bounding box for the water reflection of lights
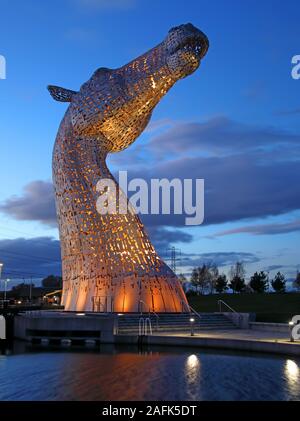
[187,354,200,370]
[285,359,299,383]
[185,354,201,399]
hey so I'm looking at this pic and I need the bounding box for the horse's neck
[53,132,162,272]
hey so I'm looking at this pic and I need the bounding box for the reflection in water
[0,344,300,401]
[286,359,299,380]
[285,359,300,397]
[187,354,200,370]
[185,354,201,400]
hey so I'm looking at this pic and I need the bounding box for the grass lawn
[187,292,300,323]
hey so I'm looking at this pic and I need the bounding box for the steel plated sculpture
[49,23,209,312]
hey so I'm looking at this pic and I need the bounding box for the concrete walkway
[155,328,297,343]
[116,329,300,357]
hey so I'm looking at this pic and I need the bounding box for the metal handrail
[145,317,152,335]
[149,309,159,331]
[139,300,159,330]
[181,300,201,321]
[187,304,201,321]
[218,300,243,325]
[138,317,153,336]
[218,300,238,314]
[138,317,144,336]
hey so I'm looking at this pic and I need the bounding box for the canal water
[0,343,299,401]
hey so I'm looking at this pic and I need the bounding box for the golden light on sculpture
[49,23,209,312]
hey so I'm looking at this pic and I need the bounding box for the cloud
[73,0,136,11]
[0,181,57,227]
[137,152,300,228]
[146,226,193,255]
[265,265,286,272]
[147,116,300,157]
[180,251,260,268]
[2,150,300,233]
[0,237,61,279]
[144,118,174,134]
[209,219,300,238]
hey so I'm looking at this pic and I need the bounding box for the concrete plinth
[14,311,117,344]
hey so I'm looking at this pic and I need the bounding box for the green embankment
[187,293,300,323]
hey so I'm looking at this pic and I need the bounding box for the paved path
[121,328,300,357]
[154,329,299,345]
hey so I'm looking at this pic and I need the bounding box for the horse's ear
[47,85,78,102]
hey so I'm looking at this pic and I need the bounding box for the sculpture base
[61,275,189,313]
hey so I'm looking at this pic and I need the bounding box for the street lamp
[190,317,195,336]
[4,279,10,301]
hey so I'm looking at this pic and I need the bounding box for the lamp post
[190,317,195,336]
[4,279,10,301]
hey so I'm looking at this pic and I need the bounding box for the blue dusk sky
[0,0,299,284]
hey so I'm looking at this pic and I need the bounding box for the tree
[229,262,246,293]
[271,272,286,293]
[42,275,62,289]
[190,265,211,294]
[293,271,300,291]
[249,271,268,293]
[190,268,200,294]
[243,283,254,293]
[198,264,211,294]
[11,283,35,299]
[229,275,246,293]
[207,263,219,294]
[11,282,33,291]
[215,274,228,293]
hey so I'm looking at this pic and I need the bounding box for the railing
[218,300,243,326]
[139,300,159,331]
[181,300,201,321]
[138,317,152,336]
[218,300,238,314]
[150,309,159,331]
[187,303,201,321]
